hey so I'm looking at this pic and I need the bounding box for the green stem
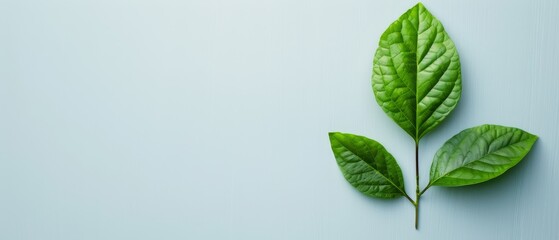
[404,192,415,205]
[420,184,431,196]
[415,142,420,230]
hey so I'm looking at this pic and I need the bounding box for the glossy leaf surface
[372,3,461,141]
[329,132,406,198]
[429,125,538,187]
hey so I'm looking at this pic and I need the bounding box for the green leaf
[372,3,461,141]
[328,132,406,198]
[429,124,538,187]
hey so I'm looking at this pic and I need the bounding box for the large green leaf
[429,125,538,187]
[328,132,406,198]
[372,3,461,141]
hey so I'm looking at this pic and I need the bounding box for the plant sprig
[328,2,537,229]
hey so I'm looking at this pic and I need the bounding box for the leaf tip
[414,2,426,10]
[528,133,539,145]
[521,129,538,143]
[328,132,340,141]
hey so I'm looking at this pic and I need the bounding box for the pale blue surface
[1,0,558,239]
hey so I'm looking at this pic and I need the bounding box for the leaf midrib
[415,5,420,142]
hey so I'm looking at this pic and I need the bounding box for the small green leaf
[329,132,406,198]
[372,3,461,141]
[429,124,538,187]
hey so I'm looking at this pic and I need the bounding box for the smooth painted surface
[1,0,558,239]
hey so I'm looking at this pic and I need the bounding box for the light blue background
[1,0,558,239]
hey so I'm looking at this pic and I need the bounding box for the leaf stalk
[415,142,420,229]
